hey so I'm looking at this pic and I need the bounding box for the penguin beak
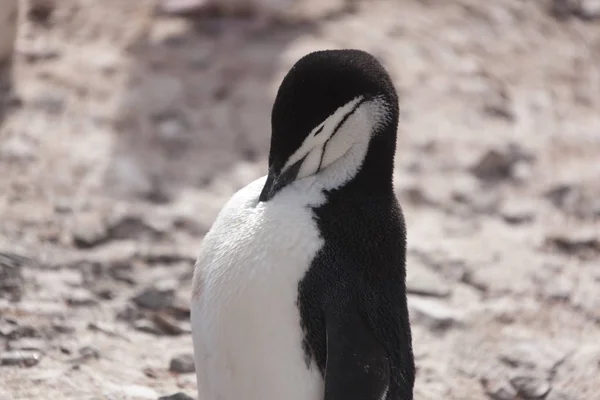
[259,156,306,202]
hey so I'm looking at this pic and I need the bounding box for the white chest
[191,177,326,400]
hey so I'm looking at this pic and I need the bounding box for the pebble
[544,183,600,218]
[133,319,163,336]
[480,375,517,400]
[0,252,26,301]
[152,312,190,336]
[406,264,452,298]
[470,145,534,183]
[579,0,600,19]
[0,319,18,338]
[157,393,195,400]
[509,375,551,399]
[500,201,535,225]
[499,341,568,372]
[470,149,514,181]
[548,231,600,255]
[7,337,46,352]
[0,350,42,367]
[132,286,176,310]
[72,213,109,249]
[169,353,195,373]
[66,288,98,306]
[407,297,464,330]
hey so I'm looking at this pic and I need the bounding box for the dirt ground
[1,0,599,399]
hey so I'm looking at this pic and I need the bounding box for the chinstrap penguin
[190,49,415,400]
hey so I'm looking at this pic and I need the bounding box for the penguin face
[260,49,399,202]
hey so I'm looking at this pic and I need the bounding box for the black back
[270,50,415,399]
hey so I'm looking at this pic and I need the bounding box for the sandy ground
[1,0,599,399]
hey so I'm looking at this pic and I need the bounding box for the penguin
[190,49,415,400]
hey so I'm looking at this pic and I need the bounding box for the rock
[169,353,195,373]
[0,252,26,301]
[509,375,551,399]
[152,312,191,336]
[546,391,573,400]
[66,288,98,307]
[406,263,452,298]
[407,297,464,330]
[28,0,55,23]
[571,275,600,322]
[51,318,75,334]
[482,83,514,121]
[69,346,100,368]
[116,303,144,322]
[451,176,502,215]
[470,145,534,183]
[500,201,535,225]
[470,149,513,181]
[487,387,517,400]
[158,393,195,400]
[543,183,600,219]
[7,338,46,353]
[499,341,568,372]
[0,0,18,64]
[113,384,158,399]
[544,232,600,260]
[0,319,18,338]
[480,376,517,400]
[108,214,167,241]
[578,0,600,19]
[0,350,42,367]
[133,319,163,335]
[132,285,176,310]
[72,213,109,249]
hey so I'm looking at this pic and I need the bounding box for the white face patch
[280,95,390,183]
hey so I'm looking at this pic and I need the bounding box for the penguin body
[191,49,414,400]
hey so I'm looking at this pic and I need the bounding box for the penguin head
[259,49,399,202]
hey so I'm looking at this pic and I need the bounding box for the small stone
[482,84,514,121]
[546,391,573,400]
[157,0,210,17]
[470,149,513,181]
[499,341,568,372]
[0,350,42,367]
[500,201,535,225]
[408,297,463,330]
[158,392,195,400]
[51,318,75,334]
[28,0,55,23]
[0,252,26,301]
[116,384,158,399]
[406,264,451,298]
[66,288,98,306]
[509,375,551,399]
[480,376,517,400]
[7,338,46,352]
[543,183,600,219]
[544,232,600,260]
[69,346,100,367]
[133,319,163,335]
[152,312,190,336]
[132,286,176,310]
[169,353,195,373]
[72,213,109,249]
[578,0,600,19]
[0,319,18,338]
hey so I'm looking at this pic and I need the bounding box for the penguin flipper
[323,307,390,400]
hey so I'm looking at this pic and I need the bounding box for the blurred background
[0,0,599,399]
